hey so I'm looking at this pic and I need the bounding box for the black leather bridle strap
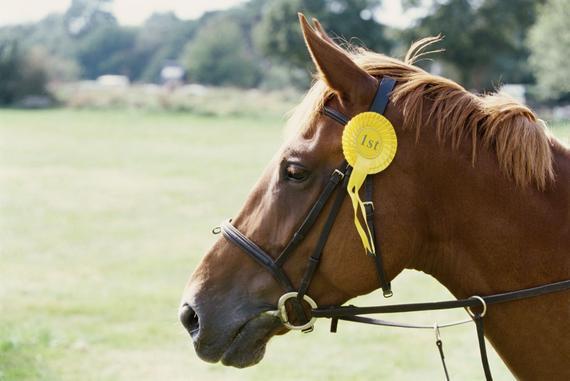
[275,164,347,266]
[313,279,570,317]
[297,167,352,299]
[483,277,570,304]
[220,220,295,291]
[474,314,493,381]
[370,76,396,114]
[322,107,349,125]
[322,76,397,297]
[364,176,392,297]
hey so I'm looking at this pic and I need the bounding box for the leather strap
[313,279,570,318]
[297,167,351,299]
[322,106,349,125]
[475,314,493,381]
[276,164,346,266]
[370,76,396,114]
[220,220,295,291]
[364,176,392,297]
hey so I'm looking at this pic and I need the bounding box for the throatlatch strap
[363,176,392,297]
[365,77,396,296]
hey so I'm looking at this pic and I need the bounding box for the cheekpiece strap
[370,76,396,114]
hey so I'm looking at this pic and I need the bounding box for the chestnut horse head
[180,14,569,379]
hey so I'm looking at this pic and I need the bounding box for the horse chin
[219,313,283,368]
[205,313,284,368]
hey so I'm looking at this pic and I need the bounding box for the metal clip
[434,322,441,342]
[363,201,375,211]
[212,226,221,234]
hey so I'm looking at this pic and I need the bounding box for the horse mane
[288,37,555,190]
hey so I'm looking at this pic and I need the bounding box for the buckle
[265,292,318,332]
[363,201,374,211]
[333,169,345,178]
[331,169,345,184]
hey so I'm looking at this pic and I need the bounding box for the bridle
[214,77,570,380]
[216,77,397,329]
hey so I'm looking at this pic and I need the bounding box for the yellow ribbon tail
[346,167,376,255]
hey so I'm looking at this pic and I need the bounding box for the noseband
[214,77,570,380]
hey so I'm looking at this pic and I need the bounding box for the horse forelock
[286,38,556,190]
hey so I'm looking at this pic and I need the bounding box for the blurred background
[1,0,569,111]
[0,0,568,380]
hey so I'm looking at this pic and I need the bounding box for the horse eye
[285,164,309,182]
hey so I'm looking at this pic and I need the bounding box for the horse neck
[400,132,570,379]
[407,132,570,299]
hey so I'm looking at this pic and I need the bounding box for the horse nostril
[179,303,200,335]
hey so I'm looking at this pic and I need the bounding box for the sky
[0,0,247,26]
[0,0,417,28]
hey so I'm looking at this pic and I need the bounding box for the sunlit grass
[1,109,567,380]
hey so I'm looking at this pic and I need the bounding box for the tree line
[0,0,568,105]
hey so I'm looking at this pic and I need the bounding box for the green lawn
[0,109,567,380]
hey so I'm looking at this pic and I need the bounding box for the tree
[528,0,570,100]
[65,0,116,36]
[184,17,262,88]
[0,40,49,105]
[76,25,136,78]
[409,0,541,90]
[256,0,391,71]
[27,46,80,82]
[131,13,197,82]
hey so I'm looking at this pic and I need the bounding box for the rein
[215,77,570,380]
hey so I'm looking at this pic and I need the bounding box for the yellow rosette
[341,112,397,255]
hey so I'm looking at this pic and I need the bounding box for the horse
[179,14,570,380]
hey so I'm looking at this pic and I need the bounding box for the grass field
[0,109,568,381]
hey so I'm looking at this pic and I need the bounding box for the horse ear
[298,13,377,106]
[311,17,336,46]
